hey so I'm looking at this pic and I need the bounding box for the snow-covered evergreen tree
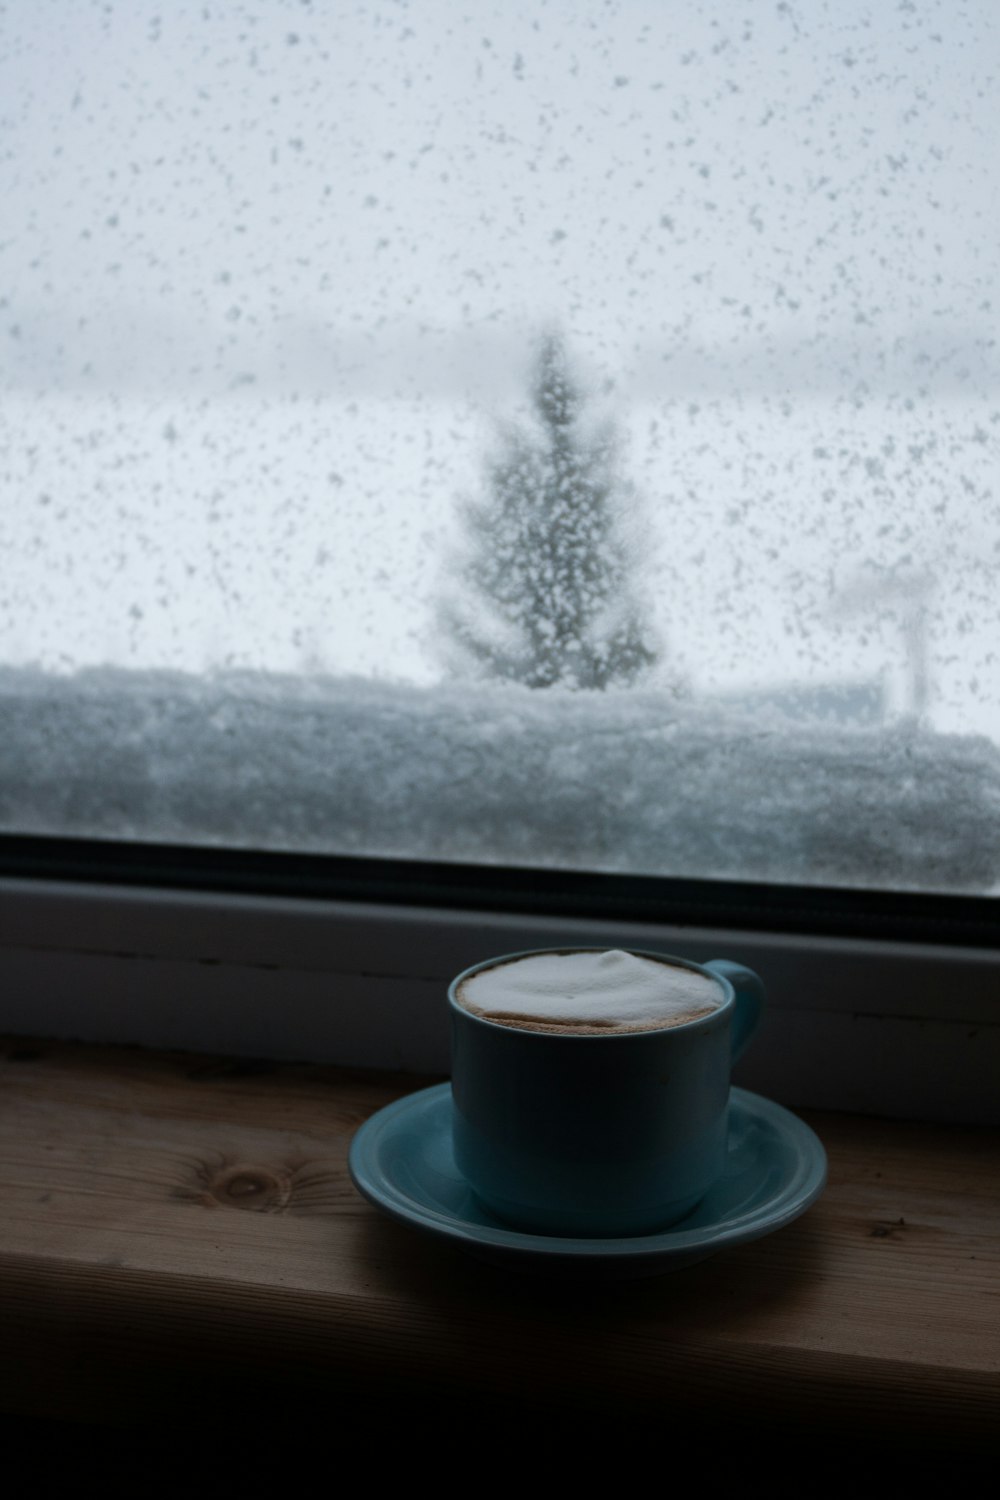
[440,333,660,690]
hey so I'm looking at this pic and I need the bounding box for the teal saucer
[348,1084,827,1278]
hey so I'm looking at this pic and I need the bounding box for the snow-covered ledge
[2,876,998,1127]
[4,665,1000,883]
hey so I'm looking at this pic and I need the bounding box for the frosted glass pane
[2,1,999,893]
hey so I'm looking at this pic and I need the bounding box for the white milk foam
[456,949,723,1033]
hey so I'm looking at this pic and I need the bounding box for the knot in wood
[210,1165,290,1212]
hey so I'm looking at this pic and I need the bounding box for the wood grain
[1,1037,998,1451]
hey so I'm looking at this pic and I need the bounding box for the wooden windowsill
[1,1037,997,1457]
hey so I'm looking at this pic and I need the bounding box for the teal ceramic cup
[449,949,765,1237]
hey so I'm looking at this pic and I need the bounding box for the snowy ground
[3,665,998,895]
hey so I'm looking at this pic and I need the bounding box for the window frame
[4,9,999,1130]
[3,835,998,1127]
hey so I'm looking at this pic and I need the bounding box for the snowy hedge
[2,666,999,893]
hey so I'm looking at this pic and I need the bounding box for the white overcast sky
[1,0,998,736]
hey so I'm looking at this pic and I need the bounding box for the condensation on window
[1,1,998,892]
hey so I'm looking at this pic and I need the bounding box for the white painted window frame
[2,875,997,1126]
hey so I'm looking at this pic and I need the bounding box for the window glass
[2,0,999,894]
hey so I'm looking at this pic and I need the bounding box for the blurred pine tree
[440,332,660,690]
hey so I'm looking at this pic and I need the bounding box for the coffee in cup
[454,947,724,1035]
[448,947,765,1237]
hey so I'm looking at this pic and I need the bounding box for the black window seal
[2,832,998,950]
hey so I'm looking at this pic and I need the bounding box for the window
[2,0,999,895]
[2,4,999,1121]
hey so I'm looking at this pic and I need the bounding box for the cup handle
[704,960,765,1062]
